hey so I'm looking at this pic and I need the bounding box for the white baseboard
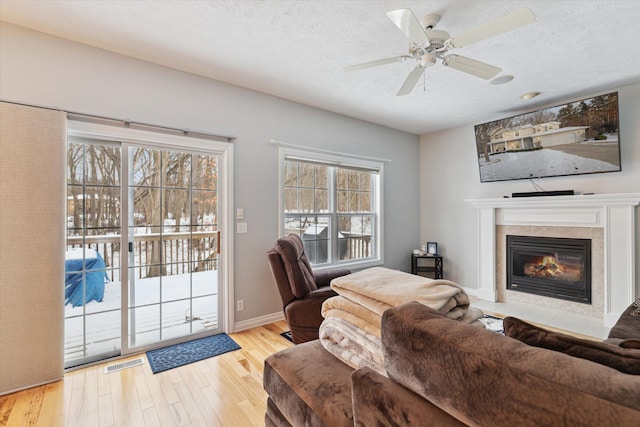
[233,311,285,333]
[462,286,479,297]
[475,288,497,302]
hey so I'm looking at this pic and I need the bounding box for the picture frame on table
[426,242,438,255]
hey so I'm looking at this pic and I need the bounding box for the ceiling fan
[345,8,535,96]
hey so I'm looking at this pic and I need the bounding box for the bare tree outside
[130,148,218,278]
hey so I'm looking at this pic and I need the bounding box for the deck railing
[68,229,367,279]
[67,230,218,280]
[339,232,372,260]
[283,229,372,262]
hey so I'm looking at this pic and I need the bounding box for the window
[280,148,383,268]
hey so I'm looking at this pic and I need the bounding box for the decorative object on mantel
[512,190,574,197]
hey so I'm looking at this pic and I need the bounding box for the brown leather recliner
[267,233,351,344]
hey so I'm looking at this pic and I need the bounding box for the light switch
[237,222,248,233]
[236,208,244,220]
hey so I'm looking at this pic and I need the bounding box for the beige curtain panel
[0,102,66,394]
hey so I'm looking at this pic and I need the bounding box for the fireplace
[467,194,640,326]
[506,235,591,304]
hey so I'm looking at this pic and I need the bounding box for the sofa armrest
[351,367,466,427]
[306,286,339,299]
[284,286,337,328]
[382,302,640,426]
[314,269,350,288]
[607,298,640,340]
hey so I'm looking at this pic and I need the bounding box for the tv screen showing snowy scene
[474,92,621,183]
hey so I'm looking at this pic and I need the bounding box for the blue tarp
[65,251,108,307]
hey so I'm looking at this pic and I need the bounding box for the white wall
[0,22,421,326]
[420,82,640,296]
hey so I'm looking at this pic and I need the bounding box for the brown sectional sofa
[264,301,640,426]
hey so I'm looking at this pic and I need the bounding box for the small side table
[411,253,443,279]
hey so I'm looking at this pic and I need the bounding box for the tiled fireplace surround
[467,193,640,327]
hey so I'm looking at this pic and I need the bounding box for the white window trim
[278,146,384,271]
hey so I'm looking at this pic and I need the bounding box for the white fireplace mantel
[465,193,640,326]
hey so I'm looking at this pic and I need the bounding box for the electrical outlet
[237,299,244,311]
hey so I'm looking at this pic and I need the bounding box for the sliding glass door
[65,123,229,368]
[127,146,221,349]
[65,138,122,368]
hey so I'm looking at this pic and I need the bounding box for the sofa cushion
[504,316,640,375]
[263,340,354,427]
[608,298,640,340]
[619,339,640,349]
[265,397,292,427]
[602,339,640,349]
[351,367,466,427]
[382,302,640,427]
[275,234,316,298]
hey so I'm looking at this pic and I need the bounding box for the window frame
[278,147,384,270]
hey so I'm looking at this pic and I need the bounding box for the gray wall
[420,82,640,296]
[0,22,420,325]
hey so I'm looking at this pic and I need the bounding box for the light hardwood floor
[0,321,292,427]
[0,314,601,427]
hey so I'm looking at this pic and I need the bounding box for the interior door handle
[128,242,133,253]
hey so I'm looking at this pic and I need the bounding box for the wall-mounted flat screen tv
[474,92,621,183]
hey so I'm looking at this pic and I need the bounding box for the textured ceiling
[1,0,639,135]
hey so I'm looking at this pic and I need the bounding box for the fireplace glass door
[506,235,591,304]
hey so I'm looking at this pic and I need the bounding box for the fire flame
[526,255,566,278]
[522,254,583,282]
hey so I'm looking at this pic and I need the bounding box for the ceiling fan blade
[344,56,411,72]
[442,55,501,80]
[386,9,430,44]
[450,8,535,48]
[397,65,425,96]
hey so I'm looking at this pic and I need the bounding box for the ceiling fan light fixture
[520,91,541,100]
[421,53,436,67]
[490,75,514,85]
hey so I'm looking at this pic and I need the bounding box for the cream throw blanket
[322,295,382,336]
[319,317,384,375]
[329,267,482,322]
[319,267,483,374]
